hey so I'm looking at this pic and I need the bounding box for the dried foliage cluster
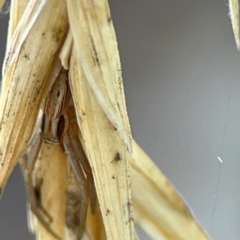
[1,0,237,239]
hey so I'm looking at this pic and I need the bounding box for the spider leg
[74,135,96,213]
[65,162,86,240]
[63,130,96,239]
[19,135,62,240]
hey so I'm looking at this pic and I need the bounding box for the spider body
[20,69,95,240]
[41,70,70,144]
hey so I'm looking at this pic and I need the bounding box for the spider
[20,68,96,239]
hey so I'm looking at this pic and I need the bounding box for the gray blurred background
[0,0,240,239]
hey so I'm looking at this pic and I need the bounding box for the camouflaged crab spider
[20,68,96,239]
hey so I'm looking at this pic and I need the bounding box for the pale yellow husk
[131,141,210,240]
[229,0,240,49]
[66,0,132,152]
[0,0,68,194]
[0,0,211,240]
[69,47,136,240]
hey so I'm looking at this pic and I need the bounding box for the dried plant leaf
[0,0,6,12]
[59,30,73,70]
[66,1,136,238]
[229,0,240,49]
[0,0,68,196]
[0,1,212,239]
[6,0,29,50]
[66,0,132,152]
[4,0,49,71]
[131,141,210,240]
[85,202,107,240]
[1,0,28,124]
[69,47,136,240]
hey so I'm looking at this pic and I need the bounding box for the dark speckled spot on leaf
[114,152,122,161]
